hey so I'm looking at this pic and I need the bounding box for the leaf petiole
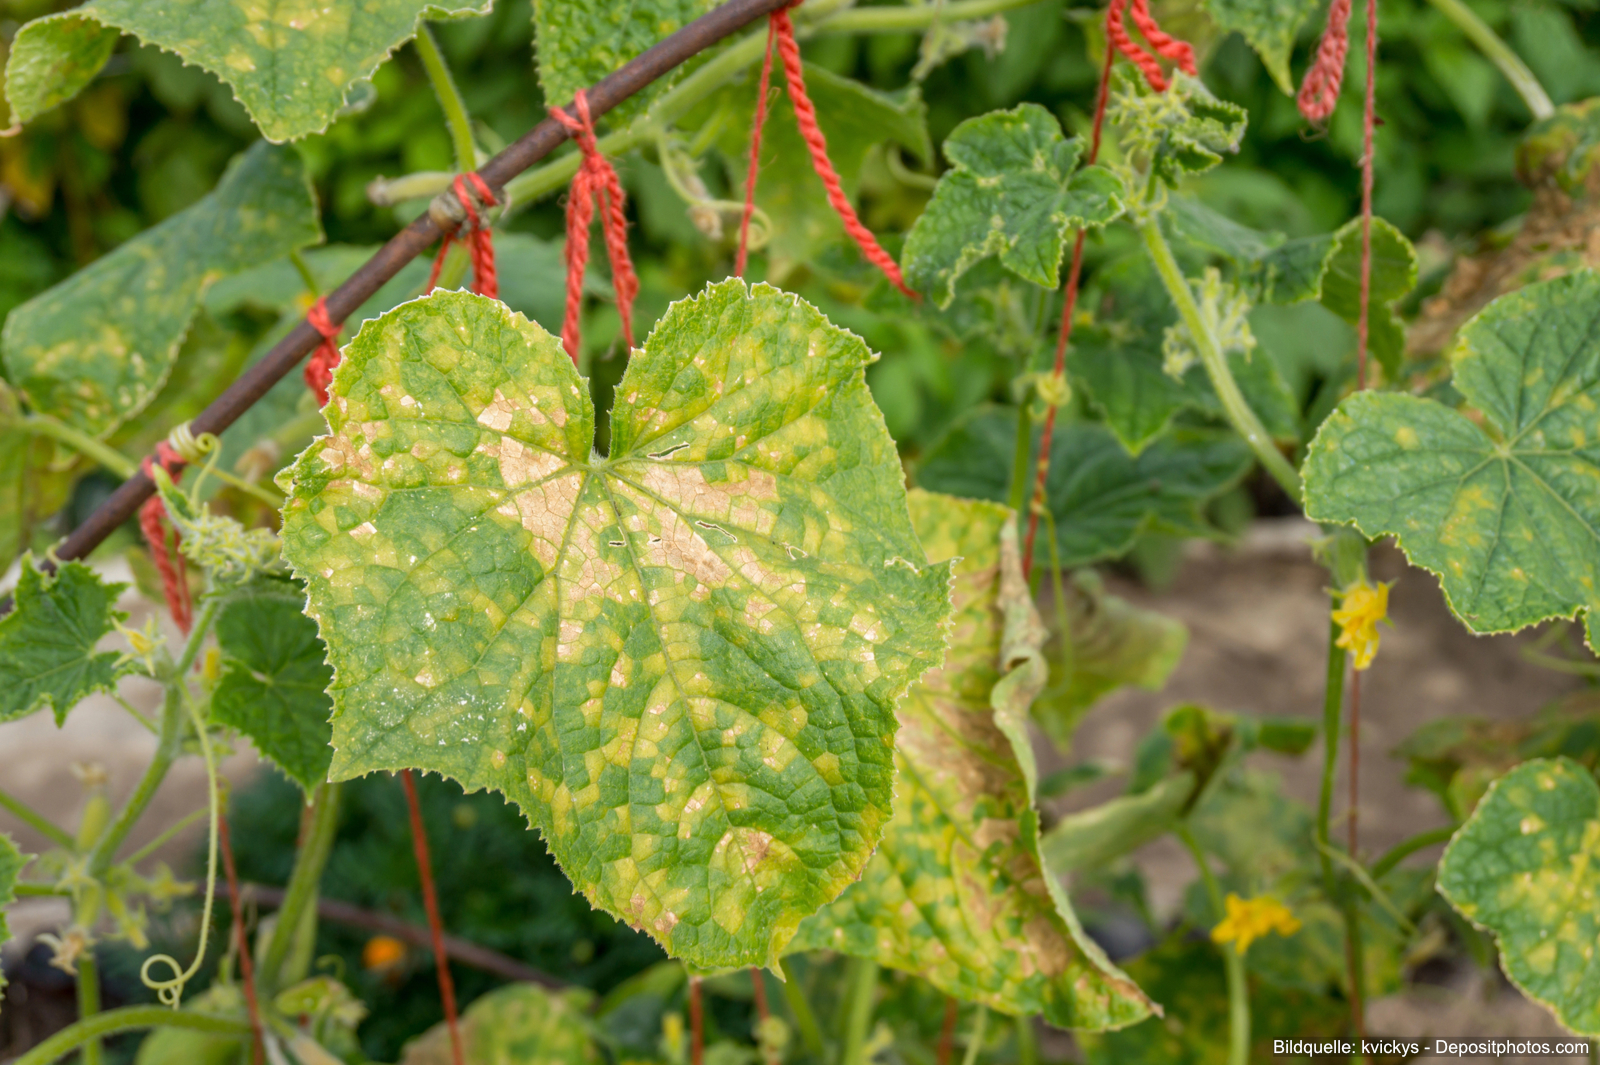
[0,782,75,848]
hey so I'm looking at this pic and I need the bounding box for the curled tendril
[141,690,221,1008]
[166,421,283,507]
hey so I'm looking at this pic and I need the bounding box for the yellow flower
[1332,578,1390,671]
[1210,893,1302,954]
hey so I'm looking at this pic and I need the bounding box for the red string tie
[425,173,500,298]
[548,90,639,365]
[769,6,917,298]
[1298,0,1353,123]
[138,442,192,634]
[735,10,783,279]
[305,297,342,408]
[1107,0,1196,93]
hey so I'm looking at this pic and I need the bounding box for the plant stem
[840,956,879,1065]
[1425,0,1553,120]
[1138,216,1302,499]
[778,957,827,1059]
[11,1006,250,1065]
[77,951,103,1065]
[1370,825,1456,880]
[0,783,74,847]
[1317,617,1347,898]
[1015,1014,1038,1065]
[415,23,478,172]
[86,688,184,877]
[116,802,206,866]
[289,248,321,297]
[14,883,68,896]
[959,1006,988,1065]
[259,780,341,990]
[1008,403,1032,513]
[15,414,136,480]
[1177,823,1249,1065]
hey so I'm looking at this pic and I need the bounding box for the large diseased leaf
[4,0,491,141]
[1304,272,1600,644]
[402,984,599,1064]
[2,142,320,438]
[902,103,1124,307]
[791,492,1151,1029]
[212,585,335,794]
[0,558,129,726]
[280,282,953,971]
[1437,758,1600,1036]
[916,406,1253,567]
[1203,0,1321,95]
[535,0,715,125]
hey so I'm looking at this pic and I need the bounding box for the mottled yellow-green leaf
[280,281,953,972]
[1438,757,1600,1036]
[1111,71,1247,187]
[2,142,321,437]
[791,491,1152,1030]
[402,984,599,1064]
[1304,271,1600,645]
[535,0,715,125]
[5,0,490,141]
[1202,0,1320,95]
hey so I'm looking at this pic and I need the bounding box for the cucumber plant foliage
[1306,271,1600,646]
[792,491,1151,1028]
[280,281,954,971]
[0,558,129,726]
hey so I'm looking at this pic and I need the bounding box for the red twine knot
[549,90,640,365]
[1297,0,1353,123]
[138,442,192,634]
[767,7,916,298]
[1107,0,1196,93]
[425,172,500,298]
[305,297,342,408]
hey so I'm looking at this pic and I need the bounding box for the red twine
[138,442,192,634]
[400,770,464,1065]
[549,90,639,364]
[1298,0,1353,123]
[426,173,500,299]
[735,13,782,279]
[767,7,916,297]
[219,806,266,1065]
[305,298,342,408]
[1108,0,1195,93]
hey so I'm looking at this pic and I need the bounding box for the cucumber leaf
[0,558,129,726]
[0,832,24,1006]
[5,0,490,141]
[535,0,715,125]
[1111,71,1247,187]
[1304,272,1600,646]
[902,103,1124,307]
[1202,0,1322,96]
[402,984,599,1064]
[280,281,953,972]
[2,142,320,437]
[1437,757,1600,1036]
[791,491,1152,1029]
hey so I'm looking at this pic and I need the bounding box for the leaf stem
[1176,823,1249,1065]
[10,1006,250,1065]
[1015,1014,1038,1065]
[959,1005,988,1065]
[415,23,479,173]
[1425,0,1553,121]
[1316,616,1347,899]
[778,957,827,1059]
[259,780,341,991]
[0,783,74,848]
[1370,825,1456,880]
[15,414,136,480]
[77,951,103,1065]
[1138,216,1302,500]
[121,806,209,867]
[1007,403,1032,513]
[840,956,879,1065]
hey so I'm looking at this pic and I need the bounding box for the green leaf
[915,406,1254,566]
[0,382,73,577]
[0,557,129,726]
[791,491,1151,1029]
[280,281,953,972]
[402,984,599,1064]
[2,142,321,437]
[1032,569,1187,749]
[212,584,334,794]
[713,66,931,283]
[1438,757,1600,1036]
[1041,772,1194,874]
[1163,198,1333,307]
[1316,217,1417,380]
[5,0,490,141]
[534,0,714,126]
[1202,0,1321,95]
[1111,71,1247,187]
[1071,259,1301,453]
[901,103,1124,308]
[1304,271,1600,644]
[0,830,24,1006]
